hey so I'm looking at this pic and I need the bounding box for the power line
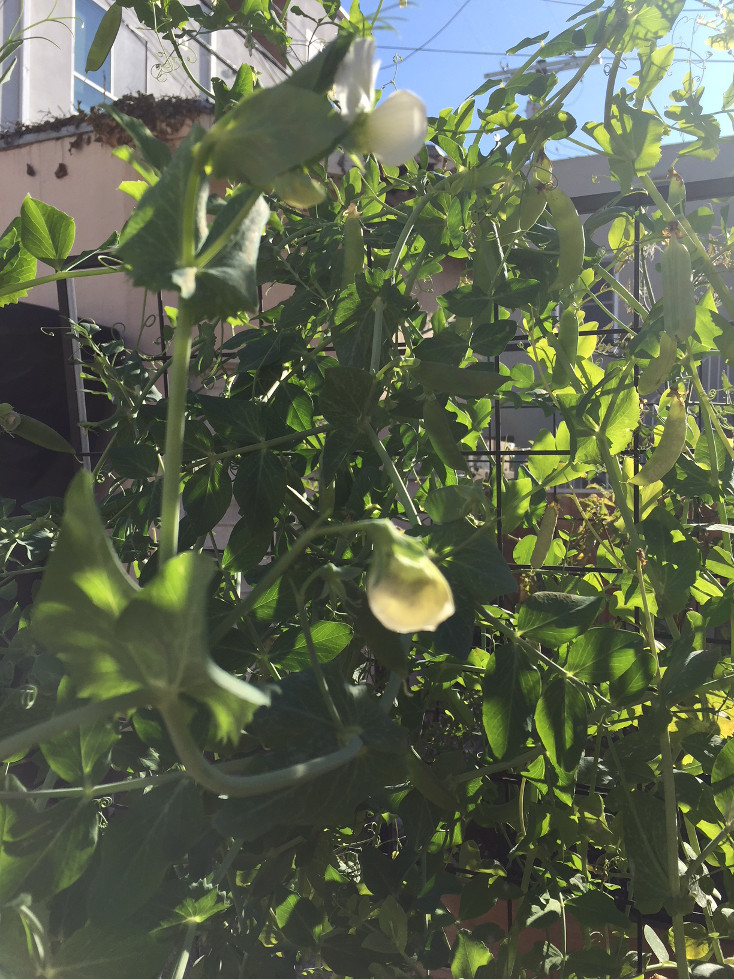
[389,0,474,66]
[382,45,521,57]
[379,44,734,65]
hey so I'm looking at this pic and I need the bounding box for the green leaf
[319,366,377,429]
[85,1,122,72]
[20,197,75,269]
[87,780,206,924]
[232,449,286,520]
[431,523,517,606]
[116,125,207,294]
[0,218,37,305]
[535,677,587,772]
[33,471,140,699]
[609,651,656,703]
[621,790,670,914]
[565,627,645,683]
[352,591,409,674]
[0,907,40,978]
[411,361,506,398]
[270,620,352,672]
[640,509,700,616]
[215,672,407,839]
[40,688,119,785]
[48,924,169,979]
[633,44,675,101]
[451,931,491,978]
[516,591,603,647]
[0,798,98,903]
[482,647,540,760]
[379,895,408,953]
[406,749,456,810]
[222,509,275,574]
[115,551,268,740]
[154,889,230,932]
[712,738,734,821]
[181,461,233,537]
[424,485,485,524]
[204,83,349,188]
[566,889,630,929]
[185,190,270,320]
[276,894,322,947]
[660,644,718,705]
[645,923,671,965]
[103,104,171,172]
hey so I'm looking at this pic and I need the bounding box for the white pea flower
[367,522,455,634]
[332,37,427,166]
[332,37,377,122]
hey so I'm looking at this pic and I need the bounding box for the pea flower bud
[367,522,454,634]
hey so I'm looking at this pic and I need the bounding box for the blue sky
[372,0,734,158]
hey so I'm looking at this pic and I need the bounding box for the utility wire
[379,44,734,64]
[383,0,474,67]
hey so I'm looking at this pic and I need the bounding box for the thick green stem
[194,189,261,270]
[684,818,725,965]
[379,670,404,713]
[452,747,543,785]
[0,692,148,762]
[636,553,689,979]
[688,355,734,464]
[483,612,596,696]
[185,425,331,469]
[661,727,689,979]
[170,922,198,979]
[166,29,213,100]
[597,437,643,552]
[370,297,385,374]
[0,263,121,301]
[160,698,362,797]
[541,41,607,119]
[294,586,344,730]
[604,48,623,129]
[693,365,733,568]
[365,425,420,527]
[595,264,649,321]
[158,303,195,565]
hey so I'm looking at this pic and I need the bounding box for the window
[74,0,113,111]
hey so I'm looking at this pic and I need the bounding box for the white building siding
[1,0,335,128]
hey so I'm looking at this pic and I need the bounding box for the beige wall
[2,124,177,350]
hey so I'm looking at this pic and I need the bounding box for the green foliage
[3,3,734,977]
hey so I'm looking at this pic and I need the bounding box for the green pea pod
[411,361,505,398]
[423,396,467,472]
[544,187,585,291]
[637,333,678,397]
[340,203,364,288]
[530,503,559,569]
[472,233,500,294]
[517,177,548,232]
[272,168,326,209]
[667,168,685,214]
[551,308,579,388]
[449,163,508,194]
[662,234,696,343]
[10,413,76,454]
[629,392,686,486]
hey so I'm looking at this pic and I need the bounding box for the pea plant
[2,1,734,976]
